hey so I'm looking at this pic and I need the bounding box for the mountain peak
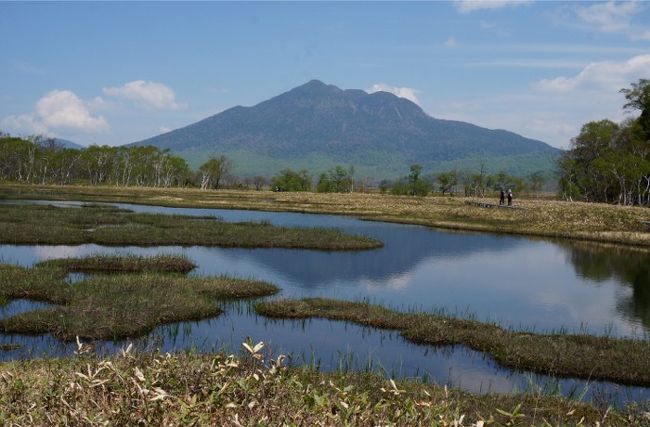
[290,79,341,95]
[304,79,327,87]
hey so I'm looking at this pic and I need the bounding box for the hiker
[499,189,505,206]
[507,188,513,206]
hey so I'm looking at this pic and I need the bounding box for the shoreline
[1,183,649,250]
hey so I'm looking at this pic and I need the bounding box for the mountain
[133,80,561,178]
[53,138,84,149]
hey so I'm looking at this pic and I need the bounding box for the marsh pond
[0,200,649,406]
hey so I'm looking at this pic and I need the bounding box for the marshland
[3,183,650,247]
[0,200,381,250]
[0,190,649,425]
[4,0,650,421]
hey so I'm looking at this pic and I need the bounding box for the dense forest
[559,79,650,206]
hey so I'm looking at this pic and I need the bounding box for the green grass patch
[0,203,382,251]
[0,264,71,304]
[0,349,645,425]
[36,254,197,274]
[0,255,278,341]
[255,298,650,387]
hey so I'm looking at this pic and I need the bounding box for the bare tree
[253,175,267,191]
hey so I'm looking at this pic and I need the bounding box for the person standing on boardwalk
[499,189,505,206]
[507,188,513,206]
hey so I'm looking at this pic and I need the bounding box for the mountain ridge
[54,138,84,149]
[133,80,561,178]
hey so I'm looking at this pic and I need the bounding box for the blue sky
[1,1,649,148]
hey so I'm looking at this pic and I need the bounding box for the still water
[0,200,648,405]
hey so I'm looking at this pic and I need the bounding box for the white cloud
[86,96,109,110]
[1,90,109,136]
[567,1,650,40]
[103,80,186,110]
[159,126,171,134]
[575,0,640,33]
[1,113,49,136]
[36,91,108,132]
[534,54,650,93]
[454,0,533,13]
[444,37,457,48]
[368,83,421,105]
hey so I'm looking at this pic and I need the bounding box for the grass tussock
[0,344,646,426]
[1,184,649,248]
[0,202,382,251]
[36,254,197,273]
[0,264,71,304]
[0,255,278,341]
[256,298,650,387]
[0,343,21,351]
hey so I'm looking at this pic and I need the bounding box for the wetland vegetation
[0,255,278,340]
[0,202,382,250]
[37,254,197,273]
[256,298,650,386]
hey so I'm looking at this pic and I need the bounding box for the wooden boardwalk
[464,200,526,210]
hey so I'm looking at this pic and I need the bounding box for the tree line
[268,163,546,197]
[559,79,650,206]
[0,134,276,191]
[380,164,545,198]
[0,135,192,187]
[0,133,548,197]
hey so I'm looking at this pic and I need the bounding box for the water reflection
[561,242,650,331]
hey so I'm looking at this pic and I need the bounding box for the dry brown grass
[1,343,647,426]
[2,183,649,248]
